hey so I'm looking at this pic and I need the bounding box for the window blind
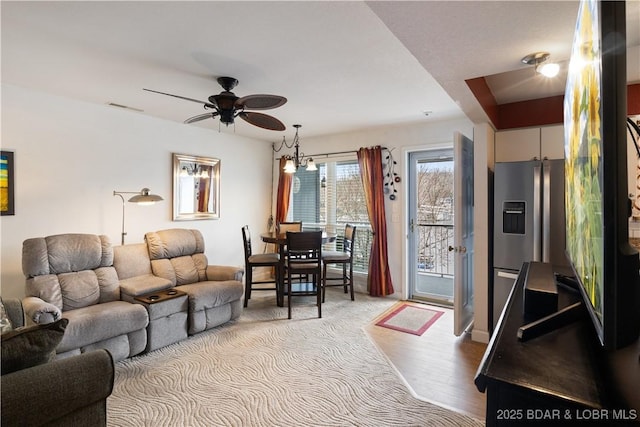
[289,158,372,272]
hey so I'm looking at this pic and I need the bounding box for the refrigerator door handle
[533,164,541,262]
[497,271,519,280]
[542,160,551,262]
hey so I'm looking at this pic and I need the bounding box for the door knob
[459,246,467,253]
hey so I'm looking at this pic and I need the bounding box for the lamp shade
[284,159,297,174]
[128,188,163,205]
[306,158,317,171]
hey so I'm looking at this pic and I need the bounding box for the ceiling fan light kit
[143,76,287,131]
[521,51,560,78]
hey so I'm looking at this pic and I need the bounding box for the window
[289,159,371,272]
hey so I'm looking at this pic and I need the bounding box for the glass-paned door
[408,149,454,305]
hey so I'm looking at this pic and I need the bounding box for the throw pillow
[1,318,68,375]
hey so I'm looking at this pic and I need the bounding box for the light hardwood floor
[364,300,488,421]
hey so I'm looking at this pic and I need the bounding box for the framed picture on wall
[1,151,15,216]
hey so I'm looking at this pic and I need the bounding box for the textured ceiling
[2,1,638,142]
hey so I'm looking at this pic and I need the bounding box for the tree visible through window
[416,159,454,274]
[290,159,371,272]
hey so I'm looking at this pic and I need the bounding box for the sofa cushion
[145,229,205,260]
[171,256,201,285]
[47,234,107,274]
[59,271,100,310]
[113,243,153,279]
[177,281,244,312]
[119,274,173,297]
[1,318,68,375]
[57,301,148,353]
[22,234,117,310]
[95,266,120,303]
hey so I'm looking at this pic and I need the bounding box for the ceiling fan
[143,77,287,131]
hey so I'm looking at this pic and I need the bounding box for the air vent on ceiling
[107,102,144,113]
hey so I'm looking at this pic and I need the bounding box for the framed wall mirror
[173,153,220,220]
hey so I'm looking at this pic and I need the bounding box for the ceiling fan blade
[143,88,216,109]
[236,94,287,110]
[238,112,286,131]
[184,112,219,124]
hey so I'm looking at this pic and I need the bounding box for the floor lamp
[113,188,163,245]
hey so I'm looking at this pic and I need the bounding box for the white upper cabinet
[495,125,564,162]
[541,125,565,160]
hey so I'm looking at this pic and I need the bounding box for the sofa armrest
[206,265,244,282]
[22,296,62,324]
[1,349,114,427]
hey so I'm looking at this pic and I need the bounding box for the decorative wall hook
[383,148,399,200]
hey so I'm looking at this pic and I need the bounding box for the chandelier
[179,163,210,179]
[272,124,317,173]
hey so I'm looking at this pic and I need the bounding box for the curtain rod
[306,146,390,159]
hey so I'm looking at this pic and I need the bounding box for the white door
[453,132,474,336]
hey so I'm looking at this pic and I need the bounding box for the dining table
[260,230,337,307]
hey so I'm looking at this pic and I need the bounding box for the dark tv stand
[475,262,640,426]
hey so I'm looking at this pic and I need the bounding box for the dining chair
[275,221,303,274]
[284,231,322,319]
[276,221,302,235]
[242,225,281,307]
[322,224,356,302]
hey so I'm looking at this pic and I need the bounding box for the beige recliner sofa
[21,234,149,362]
[144,228,244,335]
[21,230,244,361]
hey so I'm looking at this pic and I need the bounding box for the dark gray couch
[1,298,114,426]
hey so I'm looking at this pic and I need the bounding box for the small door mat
[375,303,444,336]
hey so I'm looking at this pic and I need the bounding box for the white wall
[471,123,495,343]
[1,84,274,299]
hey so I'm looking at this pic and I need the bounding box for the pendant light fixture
[272,124,317,173]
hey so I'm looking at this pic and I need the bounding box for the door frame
[407,147,455,304]
[401,143,454,301]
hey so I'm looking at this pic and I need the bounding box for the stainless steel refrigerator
[492,159,567,330]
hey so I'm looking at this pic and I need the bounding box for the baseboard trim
[472,329,490,344]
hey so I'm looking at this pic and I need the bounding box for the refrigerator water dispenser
[502,201,525,234]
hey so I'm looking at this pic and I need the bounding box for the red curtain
[357,146,394,297]
[275,157,292,224]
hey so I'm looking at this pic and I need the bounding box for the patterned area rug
[108,291,483,426]
[375,302,445,336]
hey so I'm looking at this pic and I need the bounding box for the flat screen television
[563,0,640,351]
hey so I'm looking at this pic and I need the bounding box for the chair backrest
[22,234,119,311]
[241,225,253,259]
[286,231,322,271]
[113,243,153,280]
[145,229,208,286]
[343,224,357,259]
[277,221,302,236]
